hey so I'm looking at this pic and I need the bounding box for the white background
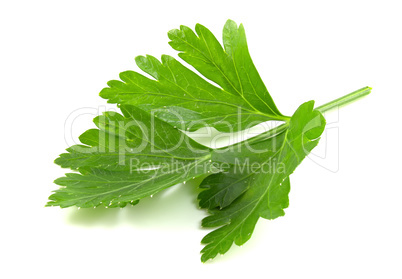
[1,0,401,278]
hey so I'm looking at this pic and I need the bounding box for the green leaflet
[48,105,213,208]
[199,101,326,262]
[55,105,210,171]
[100,20,288,132]
[169,20,281,116]
[198,124,289,209]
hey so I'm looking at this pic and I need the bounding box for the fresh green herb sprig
[48,20,370,262]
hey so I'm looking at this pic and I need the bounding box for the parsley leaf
[100,20,288,132]
[48,105,213,208]
[198,101,325,262]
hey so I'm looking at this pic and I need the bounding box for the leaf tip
[134,55,147,66]
[224,19,238,29]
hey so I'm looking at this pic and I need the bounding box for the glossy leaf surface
[199,101,325,262]
[100,20,287,132]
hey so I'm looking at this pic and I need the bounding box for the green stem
[220,86,371,149]
[315,86,372,114]
[249,87,372,144]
